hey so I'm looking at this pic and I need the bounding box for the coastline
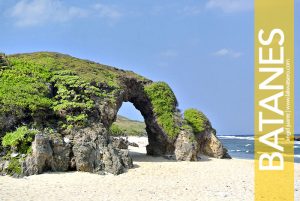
[0,136,299,201]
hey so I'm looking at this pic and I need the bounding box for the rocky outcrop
[175,129,198,161]
[116,77,176,157]
[195,127,231,159]
[111,137,129,149]
[22,125,133,176]
[0,53,10,70]
[0,52,230,177]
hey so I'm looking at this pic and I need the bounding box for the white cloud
[213,48,242,58]
[8,0,122,27]
[93,4,122,20]
[206,0,253,13]
[9,0,86,27]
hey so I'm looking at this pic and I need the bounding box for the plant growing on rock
[144,82,180,139]
[51,70,102,128]
[2,126,38,154]
[0,58,52,119]
[184,108,209,133]
[1,126,37,175]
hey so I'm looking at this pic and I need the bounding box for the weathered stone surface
[0,160,9,175]
[103,145,133,174]
[23,134,53,176]
[50,137,71,171]
[21,123,134,176]
[195,128,231,159]
[71,124,133,174]
[175,130,198,161]
[111,137,128,149]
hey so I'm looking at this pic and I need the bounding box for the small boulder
[111,137,128,149]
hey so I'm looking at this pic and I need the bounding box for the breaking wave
[219,135,254,140]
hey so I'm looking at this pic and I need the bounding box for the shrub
[0,59,52,116]
[184,109,209,133]
[144,82,180,139]
[2,126,38,154]
[51,71,102,127]
[6,158,22,175]
[109,124,125,136]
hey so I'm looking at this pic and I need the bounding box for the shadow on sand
[129,150,212,163]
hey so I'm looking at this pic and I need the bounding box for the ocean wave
[219,135,254,140]
[294,155,300,158]
[294,141,300,145]
[245,144,252,147]
[294,146,300,148]
[229,149,251,153]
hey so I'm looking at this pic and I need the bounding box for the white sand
[0,137,299,201]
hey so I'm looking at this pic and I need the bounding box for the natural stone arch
[112,77,175,156]
[0,52,230,177]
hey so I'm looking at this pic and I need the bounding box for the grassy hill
[111,115,146,136]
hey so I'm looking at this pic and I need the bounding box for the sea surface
[218,134,300,163]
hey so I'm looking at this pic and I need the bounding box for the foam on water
[294,155,300,158]
[219,135,300,162]
[219,135,254,140]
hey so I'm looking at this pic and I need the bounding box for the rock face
[175,130,198,161]
[195,128,231,159]
[0,52,231,177]
[23,125,133,176]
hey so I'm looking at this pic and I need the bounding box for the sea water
[218,134,300,163]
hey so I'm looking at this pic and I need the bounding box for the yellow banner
[255,0,294,201]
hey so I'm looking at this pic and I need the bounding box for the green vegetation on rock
[0,52,151,131]
[8,52,146,87]
[6,158,22,176]
[0,57,52,118]
[184,109,209,133]
[1,125,36,176]
[2,126,38,154]
[51,70,102,128]
[144,82,180,139]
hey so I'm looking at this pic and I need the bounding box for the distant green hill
[111,115,146,136]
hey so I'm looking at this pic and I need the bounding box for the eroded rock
[111,137,128,149]
[0,52,231,177]
[175,130,198,161]
[21,124,134,176]
[195,128,231,159]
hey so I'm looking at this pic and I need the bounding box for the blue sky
[0,0,298,134]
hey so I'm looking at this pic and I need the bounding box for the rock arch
[0,52,230,177]
[113,77,175,156]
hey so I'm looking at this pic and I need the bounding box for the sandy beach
[0,137,299,201]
